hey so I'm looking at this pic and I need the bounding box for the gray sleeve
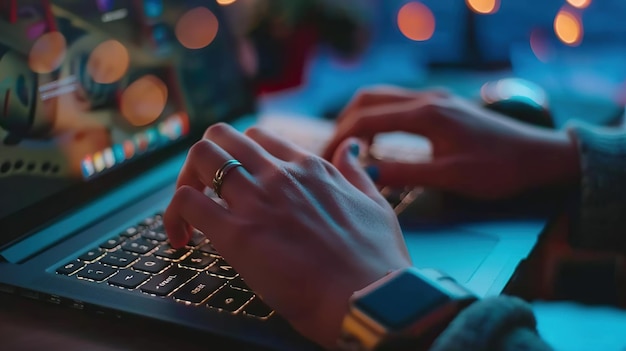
[430,296,552,351]
[566,122,626,251]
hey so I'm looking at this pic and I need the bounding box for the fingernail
[349,143,360,157]
[365,165,379,182]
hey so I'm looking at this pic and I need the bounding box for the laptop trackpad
[403,227,498,284]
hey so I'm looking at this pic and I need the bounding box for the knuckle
[203,122,229,139]
[419,100,440,114]
[416,101,449,124]
[350,88,379,107]
[172,185,195,204]
[188,139,212,159]
[244,126,262,138]
[297,154,324,170]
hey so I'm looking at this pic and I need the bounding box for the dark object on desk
[552,255,626,308]
[396,185,570,227]
[481,78,554,129]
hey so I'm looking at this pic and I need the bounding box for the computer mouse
[481,78,554,129]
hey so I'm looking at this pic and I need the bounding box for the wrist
[336,267,477,351]
[305,266,404,349]
[521,129,581,190]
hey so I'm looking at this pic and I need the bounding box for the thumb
[331,138,385,202]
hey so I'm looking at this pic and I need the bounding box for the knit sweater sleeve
[566,121,626,252]
[430,296,552,351]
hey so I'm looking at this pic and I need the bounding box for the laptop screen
[0,0,254,242]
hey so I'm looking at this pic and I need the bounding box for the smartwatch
[337,267,477,351]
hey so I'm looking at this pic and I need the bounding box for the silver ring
[212,159,243,199]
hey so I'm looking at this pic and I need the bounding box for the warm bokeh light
[87,40,130,84]
[529,29,552,63]
[28,31,67,73]
[216,0,237,5]
[554,9,583,46]
[120,75,168,127]
[566,0,591,9]
[466,0,500,14]
[397,2,435,42]
[175,7,219,49]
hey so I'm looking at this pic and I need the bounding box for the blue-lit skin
[164,123,412,349]
[322,87,580,200]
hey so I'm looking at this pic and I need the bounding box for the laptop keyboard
[54,213,274,320]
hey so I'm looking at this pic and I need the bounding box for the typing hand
[322,87,581,200]
[164,123,411,348]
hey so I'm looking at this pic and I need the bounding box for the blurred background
[221,0,626,128]
[1,0,625,206]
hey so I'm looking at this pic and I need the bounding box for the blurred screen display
[0,0,252,218]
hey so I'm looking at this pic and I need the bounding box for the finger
[245,126,308,161]
[331,138,387,206]
[164,186,234,249]
[204,123,276,172]
[177,139,256,203]
[323,98,442,160]
[364,159,453,189]
[337,86,419,124]
[337,87,450,124]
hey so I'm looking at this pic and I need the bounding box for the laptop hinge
[0,152,186,263]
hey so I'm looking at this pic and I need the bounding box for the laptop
[0,1,547,350]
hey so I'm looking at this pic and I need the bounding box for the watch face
[354,270,451,330]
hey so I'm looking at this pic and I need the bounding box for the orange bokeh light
[466,0,500,14]
[216,0,237,5]
[566,0,591,9]
[175,7,219,50]
[87,40,130,84]
[28,31,67,73]
[554,9,583,46]
[120,75,168,127]
[397,2,435,42]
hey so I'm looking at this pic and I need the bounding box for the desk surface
[0,293,270,351]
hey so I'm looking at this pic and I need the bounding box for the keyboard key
[100,236,126,250]
[56,261,85,275]
[140,267,196,296]
[198,243,219,255]
[206,285,254,313]
[133,256,169,274]
[121,227,139,237]
[187,231,208,247]
[138,217,162,232]
[78,248,104,262]
[140,216,158,227]
[179,251,216,270]
[206,259,237,279]
[78,263,117,282]
[100,251,138,268]
[229,277,250,291]
[154,244,189,260]
[243,297,274,319]
[122,238,157,254]
[141,230,168,242]
[108,269,150,289]
[173,274,227,304]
